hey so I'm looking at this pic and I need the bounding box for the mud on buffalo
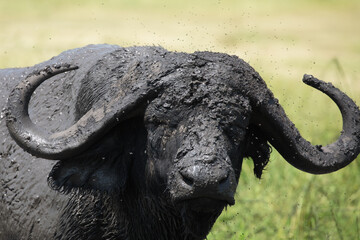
[0,44,359,240]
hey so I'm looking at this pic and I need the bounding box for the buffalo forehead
[146,77,251,122]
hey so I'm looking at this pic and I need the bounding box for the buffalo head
[5,46,360,239]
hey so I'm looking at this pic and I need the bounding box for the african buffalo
[0,44,359,240]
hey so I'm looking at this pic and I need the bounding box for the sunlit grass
[1,0,359,239]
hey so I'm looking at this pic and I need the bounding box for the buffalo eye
[222,124,247,145]
[219,110,249,145]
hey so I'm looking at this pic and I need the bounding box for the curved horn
[253,75,360,174]
[6,64,166,160]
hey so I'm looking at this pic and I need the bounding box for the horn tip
[302,74,323,89]
[302,74,315,83]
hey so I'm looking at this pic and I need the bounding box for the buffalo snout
[171,161,237,206]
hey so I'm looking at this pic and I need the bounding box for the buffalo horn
[254,75,360,174]
[6,64,163,160]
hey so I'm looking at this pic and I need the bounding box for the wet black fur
[48,115,269,240]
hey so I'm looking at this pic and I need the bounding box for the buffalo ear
[48,138,132,194]
[244,125,271,179]
[48,116,147,194]
[48,156,130,194]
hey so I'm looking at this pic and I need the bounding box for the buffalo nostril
[180,171,194,186]
[179,165,201,186]
[218,174,229,185]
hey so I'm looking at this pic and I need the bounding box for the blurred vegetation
[1,0,359,239]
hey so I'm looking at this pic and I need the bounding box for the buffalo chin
[179,198,227,238]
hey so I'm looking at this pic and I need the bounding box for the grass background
[1,0,359,239]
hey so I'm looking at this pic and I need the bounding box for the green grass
[1,1,359,239]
